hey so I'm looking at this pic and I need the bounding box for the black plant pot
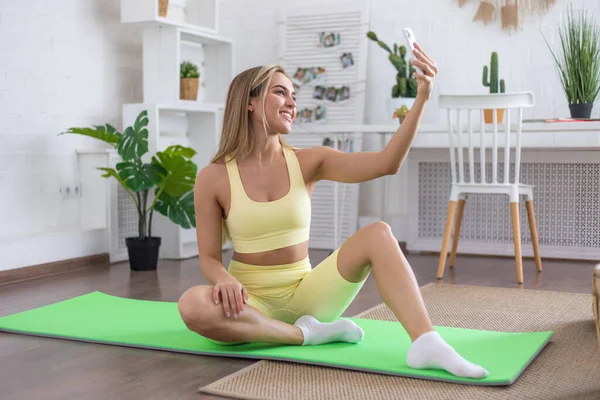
[126,237,161,271]
[569,103,593,119]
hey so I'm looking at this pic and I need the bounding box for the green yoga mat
[0,291,552,386]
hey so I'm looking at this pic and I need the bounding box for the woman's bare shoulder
[290,146,323,183]
[294,145,334,164]
[195,161,228,193]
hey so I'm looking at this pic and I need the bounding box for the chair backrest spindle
[492,108,498,184]
[446,110,457,184]
[504,108,511,183]
[456,110,464,184]
[514,108,523,185]
[480,109,486,183]
[438,92,534,187]
[467,109,475,184]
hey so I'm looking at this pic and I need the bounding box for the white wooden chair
[436,92,542,284]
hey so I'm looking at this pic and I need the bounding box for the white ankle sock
[294,315,364,346]
[406,331,488,379]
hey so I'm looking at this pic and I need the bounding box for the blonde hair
[212,65,296,245]
[211,64,294,164]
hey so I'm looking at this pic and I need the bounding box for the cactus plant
[367,31,418,98]
[482,52,507,123]
[482,52,506,94]
[180,61,200,78]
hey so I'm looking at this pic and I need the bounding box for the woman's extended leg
[177,285,363,345]
[334,221,487,378]
[336,222,433,341]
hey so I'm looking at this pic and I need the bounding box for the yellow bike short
[228,248,368,325]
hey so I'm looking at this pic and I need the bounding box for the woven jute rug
[199,283,600,400]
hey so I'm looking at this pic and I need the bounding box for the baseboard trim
[408,239,600,262]
[0,253,110,287]
[399,241,407,254]
[415,250,597,264]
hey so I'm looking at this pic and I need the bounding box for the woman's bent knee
[365,221,395,243]
[178,286,216,334]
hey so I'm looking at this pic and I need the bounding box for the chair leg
[526,199,543,272]
[449,199,466,268]
[510,202,524,284]
[437,201,457,279]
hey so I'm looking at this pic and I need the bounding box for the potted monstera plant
[60,110,197,271]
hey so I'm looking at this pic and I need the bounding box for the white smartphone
[404,28,423,75]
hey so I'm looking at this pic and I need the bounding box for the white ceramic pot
[389,97,416,111]
[388,97,416,121]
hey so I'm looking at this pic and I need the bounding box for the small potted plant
[393,105,409,124]
[366,31,418,114]
[543,6,600,119]
[180,61,200,101]
[60,110,198,271]
[482,51,506,124]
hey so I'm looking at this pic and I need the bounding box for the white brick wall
[0,0,142,271]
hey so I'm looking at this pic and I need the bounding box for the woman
[178,43,487,379]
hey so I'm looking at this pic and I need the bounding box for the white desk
[294,121,600,260]
[295,121,600,149]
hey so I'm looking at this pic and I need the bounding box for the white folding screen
[278,2,370,250]
[278,2,369,126]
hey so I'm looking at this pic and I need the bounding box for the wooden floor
[0,249,596,400]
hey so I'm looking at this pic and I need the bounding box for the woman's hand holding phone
[403,29,439,100]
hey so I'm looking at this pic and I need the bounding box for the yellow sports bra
[224,147,311,253]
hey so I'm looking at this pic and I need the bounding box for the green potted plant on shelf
[366,31,418,117]
[60,110,198,271]
[482,51,506,123]
[180,60,200,101]
[543,5,600,119]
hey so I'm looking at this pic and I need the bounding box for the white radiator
[408,152,600,260]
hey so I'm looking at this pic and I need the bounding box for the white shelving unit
[121,0,219,33]
[122,103,222,157]
[141,27,232,105]
[107,0,232,262]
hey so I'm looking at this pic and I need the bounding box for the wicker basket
[594,264,600,345]
[158,0,168,17]
[180,78,199,101]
